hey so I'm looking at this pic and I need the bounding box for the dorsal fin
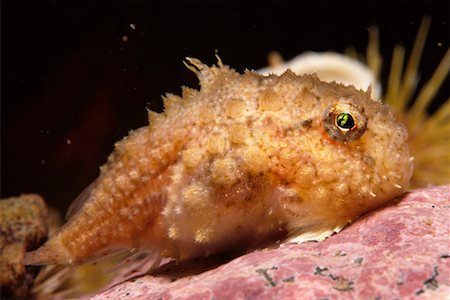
[183,57,234,91]
[65,178,98,221]
[162,93,183,116]
[181,86,199,102]
[183,57,209,76]
[147,110,165,130]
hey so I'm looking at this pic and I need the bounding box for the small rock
[0,194,48,299]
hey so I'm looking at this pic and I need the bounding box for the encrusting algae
[24,17,448,299]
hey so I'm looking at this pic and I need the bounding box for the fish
[257,18,450,189]
[23,57,413,288]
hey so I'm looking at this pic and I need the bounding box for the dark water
[2,3,449,212]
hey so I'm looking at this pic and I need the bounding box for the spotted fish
[24,58,413,276]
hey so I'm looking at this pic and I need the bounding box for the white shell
[257,52,381,99]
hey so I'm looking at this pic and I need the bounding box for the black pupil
[336,113,355,129]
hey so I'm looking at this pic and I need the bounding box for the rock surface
[0,194,48,299]
[90,185,449,299]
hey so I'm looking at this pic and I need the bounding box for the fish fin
[184,57,236,90]
[65,178,98,221]
[31,248,163,299]
[23,238,71,266]
[286,223,346,244]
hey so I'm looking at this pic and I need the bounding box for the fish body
[24,58,413,267]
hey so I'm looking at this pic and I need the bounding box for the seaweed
[313,266,354,292]
[423,266,439,291]
[282,276,295,283]
[353,257,364,266]
[255,267,278,287]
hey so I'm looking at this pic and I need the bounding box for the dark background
[2,2,449,212]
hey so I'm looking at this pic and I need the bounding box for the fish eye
[335,112,355,131]
[323,101,367,143]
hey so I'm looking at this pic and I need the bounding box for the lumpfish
[24,58,413,271]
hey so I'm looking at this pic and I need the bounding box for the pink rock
[91,185,450,300]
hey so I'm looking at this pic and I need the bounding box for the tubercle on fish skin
[24,58,413,266]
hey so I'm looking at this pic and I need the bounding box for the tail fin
[23,239,72,266]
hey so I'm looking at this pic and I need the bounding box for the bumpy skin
[24,59,413,266]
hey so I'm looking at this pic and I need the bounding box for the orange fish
[24,58,413,288]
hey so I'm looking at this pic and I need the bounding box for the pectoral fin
[31,248,163,299]
[65,178,99,221]
[286,223,346,244]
